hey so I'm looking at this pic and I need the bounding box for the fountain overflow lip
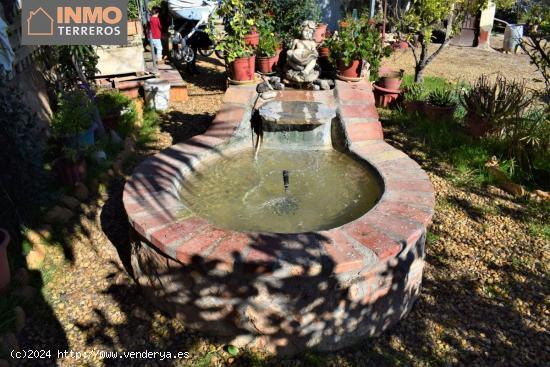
[123,80,435,354]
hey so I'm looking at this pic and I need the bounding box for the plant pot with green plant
[54,147,87,187]
[127,0,143,36]
[96,90,138,134]
[256,26,280,74]
[460,74,534,138]
[52,90,96,148]
[0,228,10,293]
[51,90,95,185]
[214,0,257,81]
[403,83,426,115]
[425,87,458,121]
[327,14,390,80]
[221,38,255,81]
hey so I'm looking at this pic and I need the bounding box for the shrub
[51,90,95,136]
[257,23,280,58]
[0,83,48,228]
[96,90,138,137]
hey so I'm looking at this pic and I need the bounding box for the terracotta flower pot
[404,100,425,115]
[128,20,143,36]
[373,84,401,108]
[318,46,330,58]
[378,70,403,90]
[314,23,328,43]
[102,112,121,130]
[55,157,87,186]
[424,104,456,122]
[0,228,11,293]
[257,54,280,74]
[244,30,260,48]
[337,59,362,78]
[466,113,492,138]
[339,21,349,28]
[231,56,255,81]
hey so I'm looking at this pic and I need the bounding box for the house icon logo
[27,7,54,36]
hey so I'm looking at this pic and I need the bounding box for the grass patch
[402,75,449,91]
[528,223,550,241]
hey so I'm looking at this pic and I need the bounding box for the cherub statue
[285,20,320,83]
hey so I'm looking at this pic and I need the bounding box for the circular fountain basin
[123,82,435,355]
[180,148,382,233]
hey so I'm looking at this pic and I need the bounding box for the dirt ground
[382,34,545,91]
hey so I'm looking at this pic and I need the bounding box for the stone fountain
[123,47,435,355]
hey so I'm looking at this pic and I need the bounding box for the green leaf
[227,345,239,356]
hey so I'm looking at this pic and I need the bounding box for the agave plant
[427,87,457,107]
[460,74,534,128]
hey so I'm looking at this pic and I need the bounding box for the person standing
[150,6,163,64]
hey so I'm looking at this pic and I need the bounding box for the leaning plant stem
[71,54,106,137]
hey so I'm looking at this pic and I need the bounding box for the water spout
[283,170,290,193]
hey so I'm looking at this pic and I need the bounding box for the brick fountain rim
[122,80,435,353]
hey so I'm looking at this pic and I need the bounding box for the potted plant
[214,0,257,80]
[244,25,260,48]
[0,228,10,293]
[52,90,95,148]
[460,74,534,138]
[127,0,143,36]
[54,147,88,186]
[403,83,425,114]
[425,87,458,121]
[327,14,390,80]
[51,90,94,185]
[256,27,280,74]
[378,68,405,90]
[220,37,255,81]
[96,90,137,133]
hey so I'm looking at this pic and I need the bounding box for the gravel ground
[382,34,545,91]
[17,54,549,367]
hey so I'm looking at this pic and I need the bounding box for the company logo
[23,0,128,45]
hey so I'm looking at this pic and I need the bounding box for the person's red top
[150,16,162,39]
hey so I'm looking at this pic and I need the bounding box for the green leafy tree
[397,0,513,82]
[517,2,550,95]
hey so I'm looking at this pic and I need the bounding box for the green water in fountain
[179,149,382,233]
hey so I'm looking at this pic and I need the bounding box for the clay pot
[127,20,143,36]
[257,54,280,74]
[0,228,10,293]
[55,157,87,186]
[231,56,255,81]
[244,30,260,48]
[378,70,403,90]
[102,112,121,130]
[314,23,328,43]
[404,100,425,115]
[466,113,492,138]
[339,20,349,28]
[393,40,409,49]
[318,46,330,58]
[424,104,456,122]
[337,59,362,78]
[373,84,401,108]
